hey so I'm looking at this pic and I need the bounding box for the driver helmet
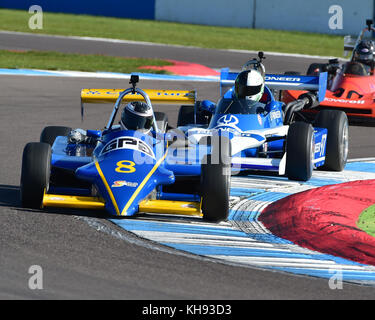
[120,101,154,132]
[353,40,375,66]
[234,69,265,102]
[241,59,266,78]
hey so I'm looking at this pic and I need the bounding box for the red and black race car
[283,19,375,124]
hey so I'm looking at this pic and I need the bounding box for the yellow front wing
[42,194,202,217]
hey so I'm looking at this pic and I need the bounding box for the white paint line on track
[211,256,375,271]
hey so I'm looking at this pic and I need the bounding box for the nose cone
[76,154,174,216]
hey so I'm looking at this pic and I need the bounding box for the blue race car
[174,52,349,181]
[20,76,231,222]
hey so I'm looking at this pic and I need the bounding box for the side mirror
[86,130,102,138]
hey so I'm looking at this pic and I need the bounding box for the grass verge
[357,204,375,238]
[0,9,343,57]
[0,49,172,73]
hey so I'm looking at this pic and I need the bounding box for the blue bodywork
[50,127,203,217]
[177,69,329,173]
[47,70,329,217]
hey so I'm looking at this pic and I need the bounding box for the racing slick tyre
[286,122,314,181]
[40,126,72,146]
[20,142,51,209]
[154,112,168,133]
[177,105,194,127]
[314,110,349,171]
[201,136,231,222]
[177,103,209,127]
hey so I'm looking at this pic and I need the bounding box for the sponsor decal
[269,110,281,121]
[217,114,239,126]
[49,197,66,201]
[215,115,242,133]
[265,76,301,82]
[325,97,365,104]
[181,204,198,208]
[111,180,139,188]
[257,114,262,125]
[314,134,327,157]
[101,136,155,158]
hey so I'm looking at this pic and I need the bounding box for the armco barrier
[1,0,374,35]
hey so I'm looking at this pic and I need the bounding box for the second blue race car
[173,52,349,181]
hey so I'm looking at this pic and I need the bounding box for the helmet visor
[123,108,153,130]
[237,84,263,98]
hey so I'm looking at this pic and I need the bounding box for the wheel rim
[341,121,349,164]
[309,129,315,175]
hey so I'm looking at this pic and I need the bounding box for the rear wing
[81,89,196,104]
[80,88,196,120]
[220,68,327,102]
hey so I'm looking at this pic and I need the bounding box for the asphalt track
[0,32,375,300]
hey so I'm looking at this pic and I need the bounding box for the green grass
[0,49,172,73]
[0,9,343,57]
[357,204,375,238]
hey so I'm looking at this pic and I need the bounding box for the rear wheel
[306,63,326,75]
[177,103,209,127]
[177,105,194,127]
[201,136,231,222]
[286,122,314,181]
[40,126,72,146]
[20,142,51,209]
[314,110,348,171]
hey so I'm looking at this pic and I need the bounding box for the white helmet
[234,69,265,102]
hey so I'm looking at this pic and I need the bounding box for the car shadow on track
[0,184,20,207]
[0,184,110,220]
[0,185,206,223]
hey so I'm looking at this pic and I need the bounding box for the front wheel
[285,122,314,181]
[314,110,348,171]
[200,136,231,222]
[40,126,72,146]
[20,142,51,208]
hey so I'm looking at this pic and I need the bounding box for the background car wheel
[286,122,314,181]
[154,112,168,133]
[177,105,194,127]
[201,136,231,222]
[314,110,348,171]
[20,142,51,209]
[306,63,326,75]
[177,103,209,127]
[40,126,72,146]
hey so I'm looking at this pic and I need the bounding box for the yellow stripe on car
[95,161,121,215]
[121,149,169,216]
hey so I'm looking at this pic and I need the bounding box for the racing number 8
[115,160,136,173]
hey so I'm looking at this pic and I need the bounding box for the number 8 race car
[20,76,232,222]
